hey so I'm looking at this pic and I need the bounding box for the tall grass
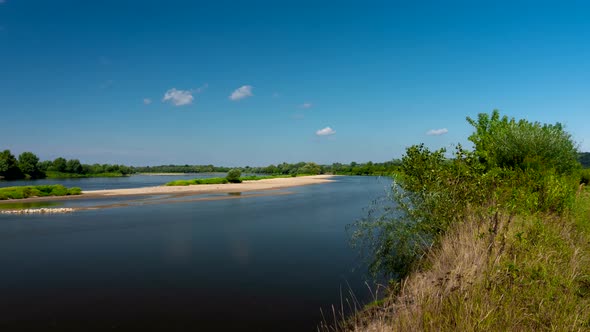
[340,111,588,331]
[324,191,590,331]
[340,192,590,331]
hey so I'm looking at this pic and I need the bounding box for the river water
[0,175,393,331]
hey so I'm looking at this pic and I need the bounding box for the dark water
[0,173,226,191]
[0,176,392,331]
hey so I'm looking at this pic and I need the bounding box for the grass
[45,171,128,178]
[0,201,60,210]
[165,174,304,186]
[239,174,295,181]
[165,177,229,186]
[325,189,590,331]
[0,185,82,200]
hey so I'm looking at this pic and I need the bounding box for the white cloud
[426,128,449,136]
[301,102,312,109]
[143,98,152,105]
[316,126,336,136]
[163,88,194,106]
[229,85,253,101]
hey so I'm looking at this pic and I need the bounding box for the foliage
[298,162,322,175]
[466,109,579,174]
[1,149,134,180]
[18,152,45,179]
[579,152,590,168]
[134,160,401,176]
[0,150,23,180]
[226,169,242,183]
[52,157,68,172]
[341,198,590,332]
[350,110,581,280]
[581,169,590,185]
[165,177,229,186]
[0,185,81,200]
[166,174,301,186]
[133,164,231,173]
[239,174,293,181]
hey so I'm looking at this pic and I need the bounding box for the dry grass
[333,191,590,331]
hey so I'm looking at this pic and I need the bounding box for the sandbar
[0,175,336,204]
[84,175,335,196]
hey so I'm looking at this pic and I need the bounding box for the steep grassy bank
[340,189,590,331]
[331,110,590,331]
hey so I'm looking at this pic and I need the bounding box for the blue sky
[1,1,589,166]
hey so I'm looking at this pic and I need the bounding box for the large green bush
[466,110,579,174]
[351,111,581,279]
[226,169,242,183]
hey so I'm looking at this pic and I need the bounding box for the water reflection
[0,176,392,331]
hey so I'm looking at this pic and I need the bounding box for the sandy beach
[0,175,336,205]
[84,175,335,196]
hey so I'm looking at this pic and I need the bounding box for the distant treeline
[5,148,586,182]
[0,150,133,180]
[133,165,232,173]
[135,161,402,176]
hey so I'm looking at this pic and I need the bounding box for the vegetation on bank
[134,161,402,176]
[334,110,590,331]
[579,152,590,168]
[165,172,298,186]
[0,185,82,200]
[166,177,230,186]
[0,150,132,180]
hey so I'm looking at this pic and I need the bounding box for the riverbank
[342,188,590,331]
[84,175,335,196]
[0,175,335,203]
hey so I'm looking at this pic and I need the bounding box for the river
[0,175,392,331]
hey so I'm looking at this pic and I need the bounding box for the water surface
[0,176,392,331]
[0,173,226,191]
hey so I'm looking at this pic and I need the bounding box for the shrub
[0,185,82,200]
[165,177,229,186]
[350,111,581,279]
[226,169,242,183]
[466,110,579,174]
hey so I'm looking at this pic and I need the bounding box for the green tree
[18,152,44,179]
[467,109,579,174]
[298,162,321,175]
[351,110,581,279]
[52,157,67,172]
[66,159,83,174]
[0,150,24,180]
[226,168,242,183]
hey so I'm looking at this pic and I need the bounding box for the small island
[0,185,81,200]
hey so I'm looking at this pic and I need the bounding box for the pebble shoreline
[0,208,75,215]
